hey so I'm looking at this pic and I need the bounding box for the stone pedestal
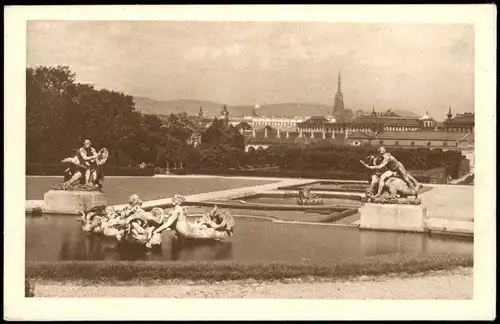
[43,190,107,214]
[359,203,427,233]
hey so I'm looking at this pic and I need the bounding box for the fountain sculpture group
[296,188,324,205]
[358,147,427,232]
[78,194,235,248]
[360,147,422,205]
[55,139,108,191]
[43,140,109,214]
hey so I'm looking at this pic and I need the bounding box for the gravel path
[33,268,472,299]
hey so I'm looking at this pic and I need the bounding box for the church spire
[337,70,342,95]
[447,105,453,119]
[333,70,344,113]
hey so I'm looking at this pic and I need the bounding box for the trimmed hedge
[27,163,431,183]
[26,163,155,176]
[171,167,431,183]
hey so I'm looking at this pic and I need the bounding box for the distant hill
[133,96,420,119]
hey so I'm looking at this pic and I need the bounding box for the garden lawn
[26,252,472,285]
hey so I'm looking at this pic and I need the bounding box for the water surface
[26,214,473,263]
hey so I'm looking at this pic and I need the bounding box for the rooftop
[445,113,475,126]
[352,116,422,127]
[300,116,331,124]
[373,131,470,141]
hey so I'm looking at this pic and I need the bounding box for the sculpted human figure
[154,194,233,241]
[78,139,99,185]
[360,147,419,197]
[364,155,383,196]
[58,139,108,190]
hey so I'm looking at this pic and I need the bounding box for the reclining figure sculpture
[155,195,235,242]
[297,188,324,205]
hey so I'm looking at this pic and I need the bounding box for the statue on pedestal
[360,147,421,204]
[54,139,108,191]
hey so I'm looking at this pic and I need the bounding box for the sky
[27,21,474,119]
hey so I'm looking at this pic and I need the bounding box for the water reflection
[26,215,473,262]
[171,238,233,261]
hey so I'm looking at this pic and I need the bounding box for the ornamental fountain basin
[188,192,363,224]
[26,213,473,263]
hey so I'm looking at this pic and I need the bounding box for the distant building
[420,111,437,130]
[369,131,473,150]
[355,107,364,118]
[244,126,301,151]
[297,107,423,136]
[444,107,475,133]
[251,116,307,131]
[350,114,422,132]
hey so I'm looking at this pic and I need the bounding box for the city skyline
[27,21,475,119]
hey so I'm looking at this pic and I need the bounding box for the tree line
[26,66,466,178]
[27,65,199,167]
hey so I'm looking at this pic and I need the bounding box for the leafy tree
[26,65,195,168]
[201,144,241,169]
[201,118,245,151]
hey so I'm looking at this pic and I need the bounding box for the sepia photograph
[4,4,496,321]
